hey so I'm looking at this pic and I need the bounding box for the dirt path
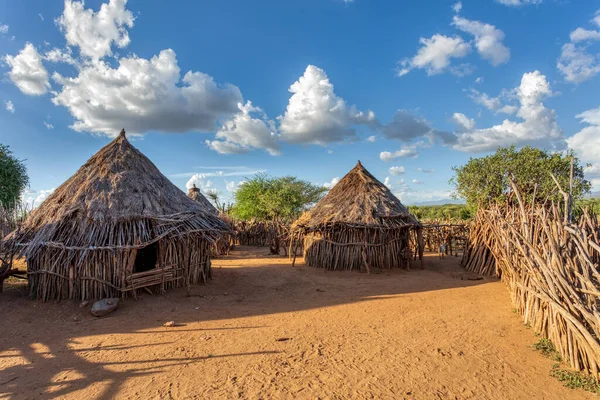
[0,247,592,399]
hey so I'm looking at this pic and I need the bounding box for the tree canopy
[231,174,326,221]
[451,146,590,208]
[0,144,29,210]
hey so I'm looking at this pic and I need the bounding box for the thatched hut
[6,130,229,301]
[291,161,422,271]
[187,184,218,215]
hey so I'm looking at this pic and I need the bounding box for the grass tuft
[534,337,562,362]
[551,364,600,394]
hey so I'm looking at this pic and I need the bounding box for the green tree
[451,146,590,208]
[232,174,326,221]
[0,144,29,210]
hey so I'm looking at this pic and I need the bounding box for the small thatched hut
[6,130,229,301]
[187,184,218,215]
[291,161,422,271]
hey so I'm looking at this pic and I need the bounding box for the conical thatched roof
[187,185,218,215]
[8,130,228,255]
[293,161,419,231]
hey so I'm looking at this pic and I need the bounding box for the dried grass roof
[188,185,218,215]
[7,130,228,254]
[293,161,420,231]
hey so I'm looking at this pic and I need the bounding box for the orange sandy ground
[0,247,593,400]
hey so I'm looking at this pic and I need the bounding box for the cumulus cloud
[206,101,280,155]
[558,10,600,84]
[0,24,8,34]
[44,47,79,66]
[5,100,15,113]
[323,177,340,189]
[381,110,456,146]
[185,174,214,193]
[452,2,462,13]
[567,107,600,187]
[380,144,420,161]
[57,0,135,60]
[5,43,50,95]
[383,177,393,189]
[44,121,54,129]
[35,188,55,205]
[225,180,244,193]
[455,70,563,152]
[452,16,510,66]
[52,49,242,136]
[389,166,405,175]
[279,65,375,145]
[398,34,471,76]
[412,179,424,184]
[395,189,453,205]
[366,135,377,142]
[468,88,518,114]
[452,112,475,131]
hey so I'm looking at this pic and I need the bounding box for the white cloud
[225,180,244,193]
[567,108,600,182]
[366,135,377,142]
[44,121,54,129]
[475,76,484,84]
[495,0,542,5]
[323,177,340,189]
[171,168,265,179]
[0,24,8,34]
[206,101,280,155]
[380,144,420,161]
[570,28,600,43]
[5,43,50,95]
[412,179,424,184]
[39,13,44,21]
[35,188,55,205]
[455,70,563,152]
[452,16,510,66]
[389,166,405,176]
[558,43,600,84]
[398,34,471,76]
[383,177,393,189]
[418,168,435,173]
[52,49,242,136]
[468,88,518,115]
[395,189,453,205]
[57,0,135,60]
[452,112,475,131]
[452,2,462,13]
[558,10,600,84]
[185,174,214,192]
[44,47,79,66]
[5,100,15,113]
[279,65,375,145]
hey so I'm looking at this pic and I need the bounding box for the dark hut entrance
[134,243,158,273]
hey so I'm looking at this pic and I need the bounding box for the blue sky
[1,0,600,206]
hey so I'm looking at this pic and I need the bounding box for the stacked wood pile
[463,182,600,377]
[421,221,468,256]
[461,212,497,276]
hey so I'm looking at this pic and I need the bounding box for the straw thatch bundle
[5,130,229,301]
[291,161,422,271]
[187,185,218,215]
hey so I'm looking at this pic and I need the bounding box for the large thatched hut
[291,161,421,271]
[6,130,229,301]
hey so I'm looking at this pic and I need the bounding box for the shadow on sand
[0,246,494,399]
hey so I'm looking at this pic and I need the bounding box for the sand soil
[0,246,593,399]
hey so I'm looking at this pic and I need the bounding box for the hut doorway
[134,243,158,273]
